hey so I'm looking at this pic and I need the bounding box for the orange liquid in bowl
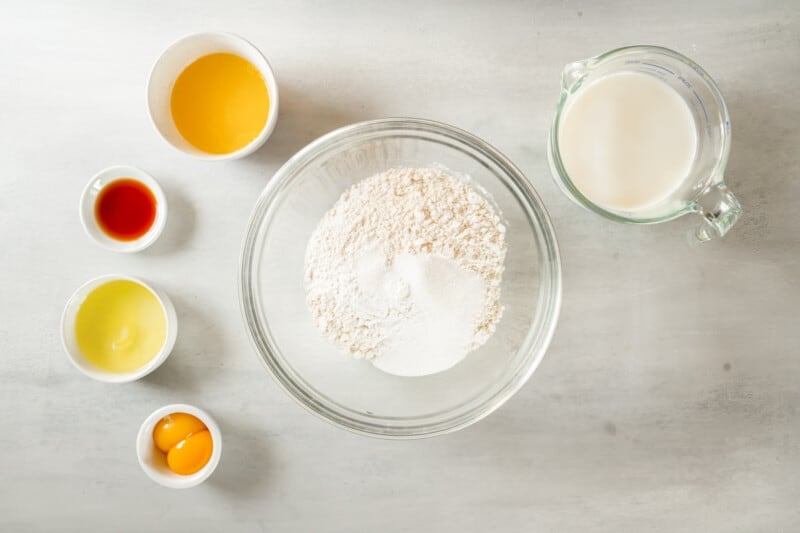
[170,52,270,155]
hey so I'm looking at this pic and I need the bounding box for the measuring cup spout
[694,182,741,241]
[561,60,589,92]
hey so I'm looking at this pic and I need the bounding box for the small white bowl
[61,274,178,383]
[147,32,280,160]
[137,403,223,489]
[80,166,167,253]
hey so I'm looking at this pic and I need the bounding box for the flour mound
[304,167,506,373]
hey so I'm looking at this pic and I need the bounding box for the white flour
[304,167,506,376]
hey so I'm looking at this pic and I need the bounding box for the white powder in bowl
[304,167,506,377]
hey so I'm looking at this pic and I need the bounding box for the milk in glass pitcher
[548,45,741,241]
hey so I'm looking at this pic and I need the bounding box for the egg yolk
[153,413,207,453]
[152,413,212,475]
[167,429,213,476]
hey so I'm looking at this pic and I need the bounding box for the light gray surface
[1,1,798,531]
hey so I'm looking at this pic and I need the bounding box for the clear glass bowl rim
[239,117,562,438]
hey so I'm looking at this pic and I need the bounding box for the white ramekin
[61,274,178,383]
[136,403,222,489]
[147,31,279,160]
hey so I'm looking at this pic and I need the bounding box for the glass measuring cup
[548,45,741,241]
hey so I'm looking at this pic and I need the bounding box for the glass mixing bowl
[240,118,561,438]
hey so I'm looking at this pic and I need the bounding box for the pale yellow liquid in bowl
[75,280,167,373]
[170,52,270,155]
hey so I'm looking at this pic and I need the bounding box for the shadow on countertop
[242,82,379,172]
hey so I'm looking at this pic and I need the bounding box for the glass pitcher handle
[694,182,742,241]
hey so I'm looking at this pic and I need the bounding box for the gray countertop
[1,1,798,531]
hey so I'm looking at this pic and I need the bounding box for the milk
[557,72,698,212]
